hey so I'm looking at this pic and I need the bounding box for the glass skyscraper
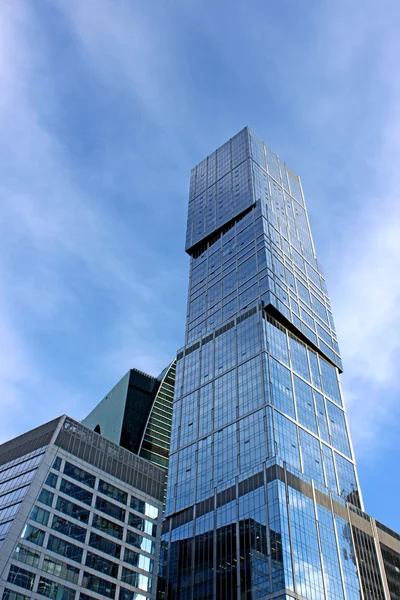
[160,127,396,599]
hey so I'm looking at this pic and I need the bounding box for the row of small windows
[46,459,158,519]
[13,525,155,591]
[5,562,152,599]
[21,507,157,557]
[36,482,158,544]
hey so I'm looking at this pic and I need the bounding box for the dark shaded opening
[94,425,101,434]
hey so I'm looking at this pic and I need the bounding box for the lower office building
[0,415,165,600]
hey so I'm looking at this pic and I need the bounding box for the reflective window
[294,376,317,434]
[299,429,324,485]
[20,523,45,546]
[89,532,121,559]
[335,453,359,505]
[47,534,83,563]
[118,589,147,600]
[130,496,145,514]
[269,357,295,419]
[2,589,30,600]
[37,576,75,600]
[82,572,116,599]
[288,487,325,599]
[289,334,310,381]
[0,486,31,509]
[42,555,79,584]
[63,462,95,488]
[0,501,22,523]
[13,544,40,568]
[59,479,93,505]
[238,357,263,417]
[52,457,62,471]
[123,548,153,572]
[98,480,127,505]
[92,514,123,540]
[29,505,50,526]
[45,473,58,489]
[274,411,301,471]
[37,489,54,508]
[0,453,44,484]
[327,401,351,457]
[56,496,90,524]
[320,359,342,406]
[95,496,125,523]
[125,530,155,555]
[214,424,237,488]
[51,515,86,542]
[0,469,37,495]
[239,410,265,473]
[121,568,152,592]
[214,370,236,429]
[7,565,35,591]
[85,551,118,578]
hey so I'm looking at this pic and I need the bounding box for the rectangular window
[63,462,95,488]
[125,530,155,555]
[56,496,90,524]
[120,567,138,587]
[89,532,121,559]
[82,572,116,599]
[29,505,50,526]
[45,473,58,489]
[128,514,157,537]
[92,514,123,540]
[52,457,62,471]
[47,534,83,563]
[20,523,45,546]
[13,545,40,568]
[59,479,93,506]
[85,551,118,578]
[95,496,125,523]
[51,515,86,542]
[123,548,153,573]
[42,555,79,584]
[37,489,54,508]
[2,589,30,600]
[98,480,127,505]
[7,565,35,591]
[37,576,75,600]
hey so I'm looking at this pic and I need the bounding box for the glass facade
[161,128,395,599]
[83,361,176,496]
[0,416,164,600]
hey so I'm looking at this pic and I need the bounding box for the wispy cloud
[0,0,186,439]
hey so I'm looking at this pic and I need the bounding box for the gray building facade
[0,416,165,600]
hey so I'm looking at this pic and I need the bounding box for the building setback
[0,416,164,600]
[160,127,400,599]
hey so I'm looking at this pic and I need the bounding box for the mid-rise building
[160,127,400,599]
[0,415,164,600]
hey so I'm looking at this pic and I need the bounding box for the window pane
[63,462,95,488]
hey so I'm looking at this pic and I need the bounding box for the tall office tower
[83,361,175,474]
[0,416,164,600]
[161,128,399,599]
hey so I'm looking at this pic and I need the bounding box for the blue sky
[1,0,400,532]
